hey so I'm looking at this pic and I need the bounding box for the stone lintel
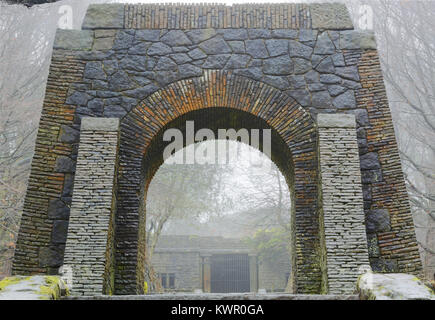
[82,4,125,30]
[317,113,356,128]
[310,3,354,30]
[53,29,93,51]
[81,117,120,131]
[340,30,377,50]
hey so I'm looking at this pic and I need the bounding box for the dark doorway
[210,254,250,293]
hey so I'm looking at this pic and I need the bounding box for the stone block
[81,117,120,131]
[340,31,377,50]
[54,29,93,51]
[82,4,125,29]
[317,113,356,128]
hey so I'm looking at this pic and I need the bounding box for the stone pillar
[249,254,258,292]
[62,118,120,296]
[202,255,212,293]
[318,114,371,294]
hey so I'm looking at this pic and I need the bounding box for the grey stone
[147,42,172,56]
[317,113,356,128]
[52,220,69,244]
[365,209,391,233]
[59,125,79,143]
[225,54,250,69]
[288,40,313,59]
[82,4,124,29]
[81,117,120,131]
[54,30,93,51]
[186,29,216,44]
[248,29,272,39]
[222,29,248,41]
[369,259,398,273]
[335,66,360,82]
[136,30,160,42]
[333,90,356,109]
[102,60,118,76]
[265,39,288,57]
[361,169,383,184]
[104,105,127,118]
[347,109,370,126]
[169,53,192,64]
[293,58,312,75]
[62,174,74,198]
[299,29,317,42]
[305,70,319,83]
[315,56,335,73]
[308,83,326,92]
[155,57,178,71]
[314,32,336,55]
[262,76,289,90]
[331,53,345,67]
[93,37,114,51]
[271,29,298,39]
[233,67,262,81]
[120,55,148,72]
[161,30,192,46]
[124,84,159,99]
[128,42,150,55]
[248,59,262,67]
[245,40,268,58]
[88,98,104,114]
[360,152,381,170]
[95,30,117,38]
[108,71,136,91]
[113,31,135,50]
[188,48,207,60]
[55,156,75,173]
[288,75,305,89]
[228,41,245,53]
[311,54,323,68]
[263,55,293,75]
[327,85,347,97]
[66,91,91,106]
[320,74,341,84]
[287,89,310,107]
[48,199,70,220]
[340,30,377,50]
[155,70,179,86]
[310,3,354,30]
[311,91,332,108]
[179,64,203,78]
[199,36,231,55]
[203,55,231,69]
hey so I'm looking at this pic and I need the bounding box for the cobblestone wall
[62,118,119,296]
[318,114,370,294]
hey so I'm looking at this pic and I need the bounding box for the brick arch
[116,70,320,294]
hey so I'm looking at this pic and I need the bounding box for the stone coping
[317,113,356,128]
[81,117,120,131]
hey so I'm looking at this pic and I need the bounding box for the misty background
[0,0,433,285]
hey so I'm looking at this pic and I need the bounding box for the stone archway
[115,71,319,294]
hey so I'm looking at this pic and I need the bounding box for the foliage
[244,227,290,263]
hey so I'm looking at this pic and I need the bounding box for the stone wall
[62,118,119,296]
[318,114,370,294]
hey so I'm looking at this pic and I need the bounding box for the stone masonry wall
[318,114,370,294]
[62,118,119,296]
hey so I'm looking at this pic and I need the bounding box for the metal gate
[210,254,250,293]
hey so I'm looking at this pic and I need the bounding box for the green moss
[0,276,32,291]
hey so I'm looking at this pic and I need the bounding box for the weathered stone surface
[315,56,335,73]
[199,36,231,55]
[82,4,124,29]
[333,90,356,109]
[335,66,360,82]
[317,113,356,128]
[178,64,202,78]
[245,40,268,58]
[48,199,70,220]
[225,54,250,69]
[52,220,68,244]
[186,29,216,44]
[0,276,68,300]
[169,53,192,64]
[249,29,272,39]
[314,32,335,55]
[54,156,75,173]
[54,30,93,51]
[203,55,231,68]
[310,3,354,30]
[228,41,245,53]
[365,209,391,233]
[311,91,332,108]
[188,48,207,60]
[360,152,381,170]
[113,31,134,50]
[59,125,79,144]
[147,42,172,56]
[265,39,288,57]
[263,55,293,75]
[357,272,435,300]
[108,71,136,91]
[135,30,160,42]
[293,58,311,75]
[161,30,192,46]
[271,29,298,39]
[155,56,178,71]
[340,31,377,50]
[84,61,106,80]
[222,29,248,41]
[93,37,114,51]
[289,40,313,59]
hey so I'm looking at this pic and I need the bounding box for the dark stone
[361,169,383,184]
[335,66,360,81]
[362,184,372,202]
[87,98,104,114]
[288,75,306,89]
[320,74,341,84]
[52,220,69,244]
[263,55,293,75]
[188,48,207,60]
[124,83,159,99]
[92,80,109,90]
[54,156,75,173]
[104,105,127,118]
[66,91,91,106]
[84,61,106,80]
[315,56,335,73]
[360,152,381,170]
[228,41,245,53]
[155,70,179,86]
[357,127,366,139]
[289,40,313,59]
[347,109,370,126]
[62,174,74,197]
[366,233,380,258]
[327,85,346,97]
[178,64,203,78]
[370,258,398,272]
[48,199,70,220]
[366,208,391,233]
[245,39,268,58]
[271,29,298,39]
[147,42,172,56]
[308,83,326,92]
[120,55,149,72]
[314,32,335,55]
[199,36,231,54]
[311,91,332,108]
[169,53,192,64]
[332,90,356,109]
[135,29,160,42]
[265,39,288,57]
[222,29,248,41]
[357,138,368,154]
[108,71,136,91]
[155,56,178,71]
[186,29,216,44]
[39,246,64,268]
[113,31,135,50]
[287,89,310,107]
[203,55,231,68]
[342,79,362,90]
[225,54,250,69]
[128,42,150,55]
[161,30,192,46]
[248,29,272,39]
[262,76,289,90]
[59,125,79,143]
[120,97,138,112]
